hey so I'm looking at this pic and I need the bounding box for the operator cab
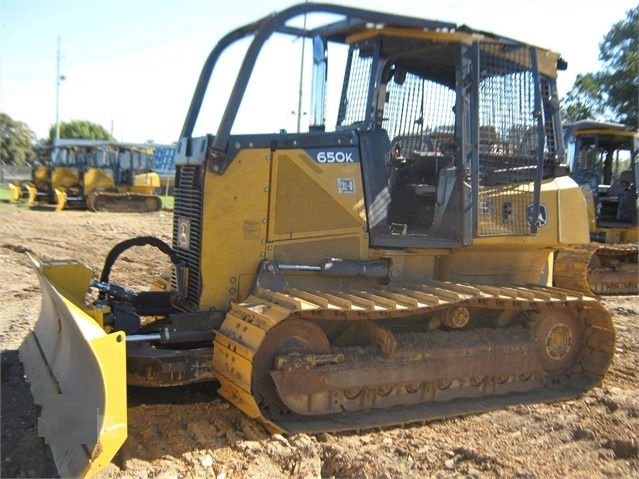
[176,4,566,251]
[564,121,639,228]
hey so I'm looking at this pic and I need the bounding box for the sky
[0,0,636,144]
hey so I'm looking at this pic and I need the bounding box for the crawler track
[555,244,638,295]
[87,191,163,213]
[212,280,615,433]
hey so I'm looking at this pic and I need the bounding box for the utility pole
[55,36,65,145]
[296,13,307,134]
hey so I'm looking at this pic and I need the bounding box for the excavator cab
[22,4,615,477]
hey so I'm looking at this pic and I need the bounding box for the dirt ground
[1,200,637,479]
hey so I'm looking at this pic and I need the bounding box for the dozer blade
[20,257,127,478]
[9,181,25,202]
[9,181,29,203]
[26,184,39,204]
[54,188,68,211]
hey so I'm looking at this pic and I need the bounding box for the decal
[305,147,360,164]
[526,203,548,227]
[177,218,191,249]
[337,178,356,194]
[479,200,493,215]
[243,221,260,240]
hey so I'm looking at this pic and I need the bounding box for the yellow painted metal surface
[473,176,589,248]
[198,148,272,310]
[270,235,365,270]
[54,189,67,211]
[441,176,589,286]
[197,146,370,306]
[346,28,561,78]
[213,295,295,421]
[592,224,639,244]
[51,167,82,210]
[9,182,23,202]
[269,151,366,240]
[26,184,39,203]
[20,257,127,478]
[51,166,81,191]
[131,171,161,192]
[82,168,115,195]
[444,249,555,286]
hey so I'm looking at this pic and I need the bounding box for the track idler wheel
[145,196,163,212]
[252,319,330,418]
[531,310,582,380]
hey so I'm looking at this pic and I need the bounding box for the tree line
[0,117,115,165]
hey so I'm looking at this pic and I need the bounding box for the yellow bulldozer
[9,144,62,204]
[554,121,638,294]
[20,4,615,477]
[10,139,163,212]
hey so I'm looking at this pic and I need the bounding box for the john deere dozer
[21,4,615,477]
[554,120,638,294]
[53,141,163,212]
[11,139,163,212]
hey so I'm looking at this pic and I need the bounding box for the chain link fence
[0,165,32,185]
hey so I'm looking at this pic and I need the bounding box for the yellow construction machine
[10,140,112,206]
[9,144,61,204]
[53,141,163,212]
[21,4,615,477]
[554,121,638,294]
[11,140,162,212]
[45,140,110,209]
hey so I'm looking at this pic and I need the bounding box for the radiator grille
[172,164,203,310]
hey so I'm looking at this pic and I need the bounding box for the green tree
[47,120,116,144]
[0,112,37,165]
[561,6,638,127]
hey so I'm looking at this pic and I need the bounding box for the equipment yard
[1,202,638,479]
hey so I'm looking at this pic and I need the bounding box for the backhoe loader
[20,4,615,477]
[554,121,638,294]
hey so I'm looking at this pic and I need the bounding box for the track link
[87,191,163,213]
[212,280,615,433]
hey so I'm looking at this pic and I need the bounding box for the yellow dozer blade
[20,257,127,478]
[9,181,25,202]
[55,188,68,211]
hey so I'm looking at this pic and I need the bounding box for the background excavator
[20,4,615,478]
[11,139,163,212]
[554,121,638,294]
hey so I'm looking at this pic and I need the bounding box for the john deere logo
[526,203,548,227]
[177,218,190,249]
